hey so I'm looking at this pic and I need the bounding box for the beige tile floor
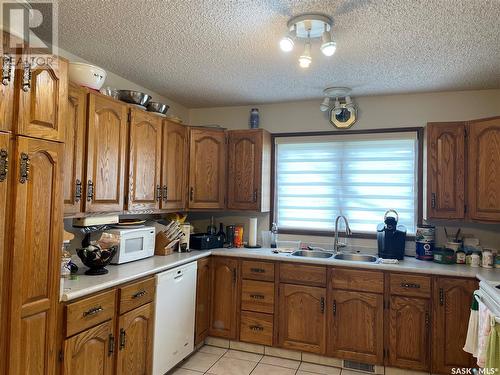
[169,345,357,375]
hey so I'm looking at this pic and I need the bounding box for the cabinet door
[432,277,477,374]
[127,109,162,210]
[0,132,11,375]
[278,284,326,354]
[116,303,154,375]
[188,128,226,209]
[85,93,128,212]
[426,122,465,219]
[63,320,115,375]
[227,129,262,211]
[467,117,500,221]
[209,257,239,339]
[63,84,86,214]
[388,296,430,371]
[160,121,188,210]
[195,257,212,345]
[0,31,15,133]
[7,136,63,375]
[328,290,383,364]
[16,56,67,141]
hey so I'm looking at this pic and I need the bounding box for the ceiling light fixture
[280,13,336,68]
[320,97,330,111]
[319,87,358,129]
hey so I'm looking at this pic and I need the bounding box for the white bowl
[69,62,107,90]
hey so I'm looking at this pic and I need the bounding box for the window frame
[270,127,424,239]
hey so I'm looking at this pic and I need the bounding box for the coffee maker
[377,209,407,260]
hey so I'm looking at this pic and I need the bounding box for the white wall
[188,89,500,252]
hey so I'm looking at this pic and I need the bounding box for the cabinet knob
[2,55,12,86]
[0,149,8,182]
[21,61,31,92]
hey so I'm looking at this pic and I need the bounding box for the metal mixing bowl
[146,102,170,115]
[116,90,152,107]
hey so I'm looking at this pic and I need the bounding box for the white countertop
[62,247,500,302]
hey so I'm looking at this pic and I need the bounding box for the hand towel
[485,323,500,371]
[463,293,479,356]
[477,299,493,367]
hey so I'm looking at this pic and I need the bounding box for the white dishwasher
[153,261,197,375]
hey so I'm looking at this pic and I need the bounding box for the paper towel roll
[248,217,258,247]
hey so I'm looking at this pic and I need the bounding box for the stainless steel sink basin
[333,253,378,262]
[291,250,333,259]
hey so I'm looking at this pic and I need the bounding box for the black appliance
[190,233,224,250]
[377,209,407,260]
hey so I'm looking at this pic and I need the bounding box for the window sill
[277,228,416,241]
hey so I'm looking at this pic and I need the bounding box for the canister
[234,225,244,248]
[456,249,466,264]
[482,249,494,268]
[433,247,455,264]
[416,225,435,260]
[470,251,481,267]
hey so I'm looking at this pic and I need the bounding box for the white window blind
[275,132,418,234]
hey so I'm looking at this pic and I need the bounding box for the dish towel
[477,299,493,367]
[486,322,500,370]
[463,293,479,356]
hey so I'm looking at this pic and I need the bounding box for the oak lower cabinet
[432,277,477,374]
[188,128,227,209]
[63,320,115,375]
[467,117,500,221]
[64,83,86,214]
[116,302,154,375]
[126,109,162,210]
[85,92,128,212]
[209,257,239,339]
[426,122,466,219]
[161,120,189,210]
[388,296,430,371]
[227,129,271,211]
[7,136,64,375]
[278,284,326,354]
[195,257,212,345]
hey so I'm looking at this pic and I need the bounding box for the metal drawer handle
[250,294,264,300]
[400,282,420,289]
[333,300,337,316]
[0,149,8,182]
[83,305,103,317]
[156,185,162,201]
[249,325,264,331]
[108,334,115,355]
[132,290,147,299]
[439,288,445,306]
[75,179,82,202]
[431,193,436,208]
[19,152,29,184]
[253,189,258,202]
[2,55,12,86]
[320,297,325,313]
[190,187,194,201]
[119,328,126,350]
[21,61,31,92]
[425,311,430,327]
[162,185,168,202]
[87,180,94,202]
[250,268,265,273]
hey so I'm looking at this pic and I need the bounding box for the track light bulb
[320,28,336,57]
[333,98,342,115]
[280,25,296,52]
[320,97,330,112]
[299,38,312,68]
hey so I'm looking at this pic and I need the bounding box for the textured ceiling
[57,0,500,108]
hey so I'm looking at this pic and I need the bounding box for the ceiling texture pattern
[57,0,500,107]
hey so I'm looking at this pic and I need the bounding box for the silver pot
[116,90,152,107]
[146,102,170,115]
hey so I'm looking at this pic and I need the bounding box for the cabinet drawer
[242,260,275,281]
[66,289,116,337]
[241,280,274,314]
[239,311,273,346]
[280,263,326,286]
[389,273,431,298]
[330,268,384,293]
[119,277,155,314]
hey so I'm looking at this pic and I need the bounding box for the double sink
[290,250,378,263]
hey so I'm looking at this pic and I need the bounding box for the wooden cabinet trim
[279,262,326,287]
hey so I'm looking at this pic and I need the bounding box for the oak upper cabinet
[85,93,128,212]
[63,320,115,375]
[467,117,500,221]
[209,257,239,339]
[127,108,162,210]
[63,83,86,214]
[7,136,63,375]
[160,120,188,210]
[195,257,212,345]
[388,296,430,371]
[328,290,384,364]
[1,31,16,133]
[188,128,227,209]
[227,129,271,211]
[116,303,154,375]
[432,277,477,374]
[278,284,326,354]
[16,55,68,142]
[426,122,465,219]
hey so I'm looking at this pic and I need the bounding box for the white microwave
[106,226,155,264]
